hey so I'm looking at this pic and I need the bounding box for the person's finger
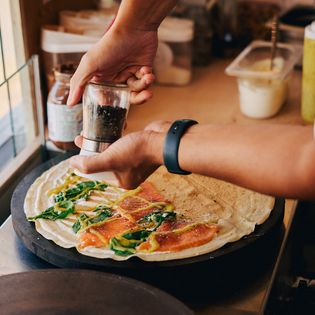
[130,90,153,105]
[74,135,83,148]
[127,73,155,92]
[144,120,172,133]
[135,66,153,79]
[67,53,95,106]
[69,153,112,174]
[114,65,140,83]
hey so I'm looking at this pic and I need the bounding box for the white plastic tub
[225,40,301,119]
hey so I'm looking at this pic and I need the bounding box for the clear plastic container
[225,40,301,119]
[154,17,194,86]
[59,10,114,36]
[76,82,130,184]
[41,26,99,89]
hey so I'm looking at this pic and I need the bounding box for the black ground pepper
[84,104,127,143]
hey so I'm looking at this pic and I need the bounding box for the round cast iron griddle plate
[0,269,193,315]
[11,156,284,269]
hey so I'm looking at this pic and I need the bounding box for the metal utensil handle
[270,15,279,70]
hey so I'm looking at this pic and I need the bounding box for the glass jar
[81,82,130,152]
[76,82,130,184]
[47,64,82,151]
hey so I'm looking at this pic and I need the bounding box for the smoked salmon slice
[79,217,137,248]
[78,181,220,256]
[137,224,219,252]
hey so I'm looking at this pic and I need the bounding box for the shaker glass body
[76,82,130,184]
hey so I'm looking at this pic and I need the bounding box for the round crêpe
[24,160,274,261]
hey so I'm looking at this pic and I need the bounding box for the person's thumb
[67,53,94,106]
[69,153,111,174]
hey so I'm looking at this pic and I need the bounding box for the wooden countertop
[126,58,303,132]
[126,58,303,228]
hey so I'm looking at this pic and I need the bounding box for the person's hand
[67,26,157,106]
[69,121,172,189]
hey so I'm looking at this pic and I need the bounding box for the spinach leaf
[138,210,176,231]
[110,230,151,256]
[123,230,151,241]
[54,181,108,202]
[87,210,112,226]
[28,201,75,221]
[72,213,89,233]
[93,204,111,212]
[71,209,112,234]
[54,192,65,203]
[110,237,136,256]
[110,210,176,256]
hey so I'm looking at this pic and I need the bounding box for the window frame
[0,0,45,190]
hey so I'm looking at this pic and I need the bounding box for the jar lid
[305,21,315,40]
[158,17,194,43]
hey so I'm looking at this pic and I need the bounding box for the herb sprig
[72,208,112,234]
[28,200,75,221]
[110,209,176,256]
[28,180,108,222]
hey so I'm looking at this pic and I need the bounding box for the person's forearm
[147,124,315,200]
[113,0,178,31]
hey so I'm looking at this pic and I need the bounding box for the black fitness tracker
[163,119,198,175]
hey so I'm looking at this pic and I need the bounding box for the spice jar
[82,82,130,151]
[47,64,82,150]
[76,82,130,184]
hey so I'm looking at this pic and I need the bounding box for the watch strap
[163,119,198,175]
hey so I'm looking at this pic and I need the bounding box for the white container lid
[41,26,99,53]
[225,40,302,81]
[305,21,315,40]
[158,17,194,43]
[60,10,114,27]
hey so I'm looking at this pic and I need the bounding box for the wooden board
[0,269,193,315]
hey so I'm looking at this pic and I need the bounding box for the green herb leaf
[109,229,151,256]
[123,230,151,241]
[28,201,75,222]
[138,210,176,231]
[72,213,89,233]
[87,210,112,226]
[110,237,136,256]
[71,209,112,234]
[54,181,108,202]
[110,210,176,256]
[93,204,111,212]
[54,192,65,202]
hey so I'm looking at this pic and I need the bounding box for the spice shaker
[301,21,315,124]
[47,64,82,151]
[76,82,130,184]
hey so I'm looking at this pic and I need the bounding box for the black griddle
[11,156,285,303]
[0,269,193,315]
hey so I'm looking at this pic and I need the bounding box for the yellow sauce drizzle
[89,228,108,246]
[113,187,142,205]
[47,172,81,196]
